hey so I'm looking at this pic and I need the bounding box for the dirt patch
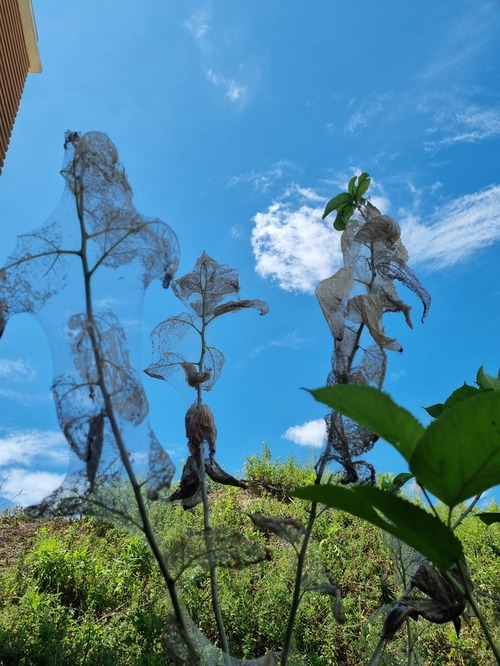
[0,514,64,571]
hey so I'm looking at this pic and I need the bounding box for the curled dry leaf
[169,455,202,507]
[315,267,354,341]
[205,457,246,489]
[185,402,217,455]
[382,559,468,640]
[212,299,269,318]
[181,362,211,387]
[347,294,402,351]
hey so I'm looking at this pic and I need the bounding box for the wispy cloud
[283,418,326,448]
[228,161,294,192]
[250,330,314,358]
[206,69,247,103]
[0,428,69,467]
[401,184,500,269]
[0,469,66,507]
[0,357,36,381]
[344,93,394,133]
[419,3,498,83]
[424,104,500,152]
[183,9,211,44]
[0,387,48,406]
[184,9,250,105]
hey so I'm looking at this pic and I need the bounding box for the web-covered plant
[146,252,273,660]
[0,131,204,662]
[316,174,430,483]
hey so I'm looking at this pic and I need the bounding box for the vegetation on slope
[0,447,498,665]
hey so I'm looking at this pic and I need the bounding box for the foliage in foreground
[0,450,498,666]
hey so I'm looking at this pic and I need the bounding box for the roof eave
[17,0,42,73]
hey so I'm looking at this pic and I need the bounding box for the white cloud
[283,419,326,448]
[344,93,394,133]
[0,469,66,507]
[0,358,36,381]
[183,9,210,44]
[250,330,314,358]
[0,429,69,467]
[251,180,500,293]
[401,184,500,269]
[206,69,247,103]
[424,105,500,152]
[251,202,342,293]
[0,387,48,405]
[228,161,294,192]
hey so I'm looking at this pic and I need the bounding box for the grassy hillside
[0,450,498,665]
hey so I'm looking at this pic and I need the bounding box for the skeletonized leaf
[315,267,354,341]
[146,432,175,500]
[308,385,424,461]
[172,252,240,316]
[248,513,305,544]
[347,294,402,351]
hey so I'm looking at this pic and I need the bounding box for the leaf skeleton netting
[316,206,430,483]
[0,131,180,516]
[146,252,268,510]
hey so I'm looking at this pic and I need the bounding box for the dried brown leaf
[315,267,354,341]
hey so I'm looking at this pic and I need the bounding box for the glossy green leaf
[476,512,500,525]
[347,176,357,197]
[476,365,500,391]
[411,390,500,507]
[293,484,463,570]
[334,204,355,230]
[356,172,371,198]
[306,385,424,461]
[322,193,353,220]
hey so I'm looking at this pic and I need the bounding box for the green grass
[0,447,498,665]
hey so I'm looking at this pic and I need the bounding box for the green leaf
[293,485,463,570]
[424,403,444,418]
[424,384,480,419]
[306,385,424,462]
[347,176,357,198]
[410,390,500,507]
[476,512,500,525]
[356,172,371,198]
[476,365,500,391]
[322,193,353,220]
[333,204,356,230]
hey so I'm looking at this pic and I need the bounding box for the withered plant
[0,131,201,662]
[279,173,431,664]
[146,251,270,660]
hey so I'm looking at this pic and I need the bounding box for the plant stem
[453,561,500,664]
[74,167,200,664]
[195,271,230,662]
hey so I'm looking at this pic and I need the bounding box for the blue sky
[1,0,500,507]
